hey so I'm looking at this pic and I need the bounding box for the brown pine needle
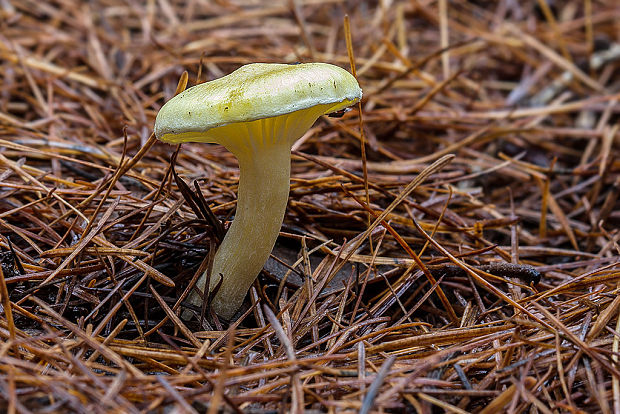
[0,2,618,412]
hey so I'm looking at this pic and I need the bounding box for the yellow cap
[154,63,362,145]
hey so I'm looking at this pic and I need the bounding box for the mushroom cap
[154,63,362,143]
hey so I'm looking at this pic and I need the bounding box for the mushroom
[155,63,362,319]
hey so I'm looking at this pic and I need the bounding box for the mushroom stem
[188,143,292,319]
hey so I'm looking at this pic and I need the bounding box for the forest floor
[0,1,619,413]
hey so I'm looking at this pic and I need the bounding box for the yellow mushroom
[155,63,362,319]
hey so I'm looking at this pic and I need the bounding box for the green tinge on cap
[154,63,362,143]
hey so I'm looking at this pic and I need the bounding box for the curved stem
[183,106,332,320]
[188,143,292,319]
